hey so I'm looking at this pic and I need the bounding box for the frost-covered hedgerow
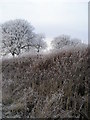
[2,45,89,119]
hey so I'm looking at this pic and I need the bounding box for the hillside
[1,45,89,119]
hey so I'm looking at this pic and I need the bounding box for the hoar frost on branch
[51,34,82,50]
[33,34,47,53]
[1,19,36,56]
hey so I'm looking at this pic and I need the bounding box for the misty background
[0,0,88,46]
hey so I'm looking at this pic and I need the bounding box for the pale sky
[0,0,88,44]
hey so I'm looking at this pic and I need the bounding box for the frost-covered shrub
[2,45,89,119]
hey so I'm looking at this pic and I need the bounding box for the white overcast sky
[0,0,88,43]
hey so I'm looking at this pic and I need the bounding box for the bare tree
[32,34,47,53]
[1,19,35,57]
[51,34,82,50]
[70,38,82,46]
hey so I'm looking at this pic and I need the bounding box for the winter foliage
[51,34,82,50]
[32,34,47,53]
[0,19,89,119]
[2,45,89,119]
[1,19,47,57]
